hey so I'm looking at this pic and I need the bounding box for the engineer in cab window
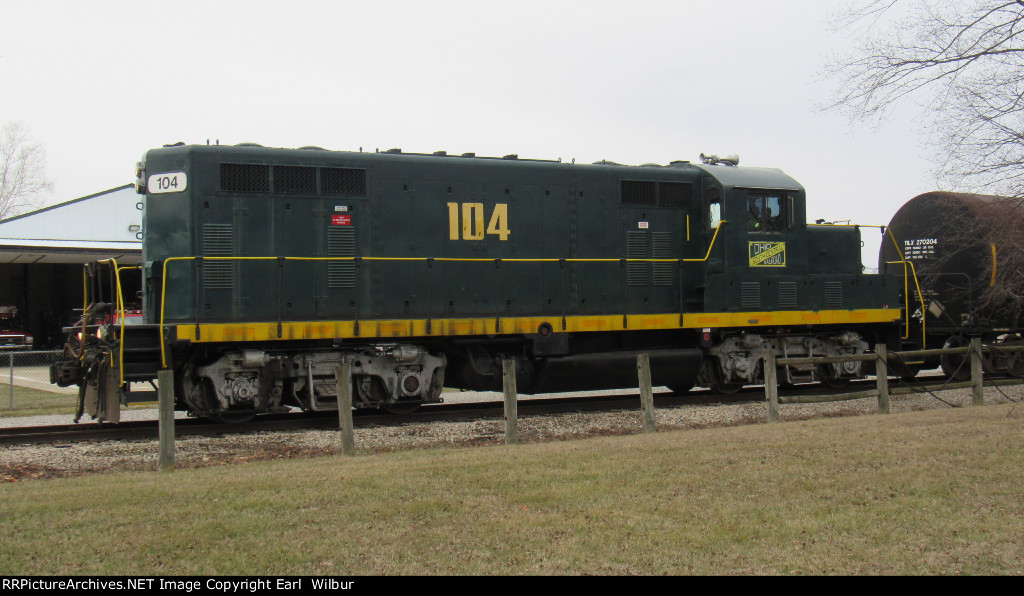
[765,195,784,231]
[747,196,763,231]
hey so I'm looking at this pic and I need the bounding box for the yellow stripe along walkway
[173,308,903,343]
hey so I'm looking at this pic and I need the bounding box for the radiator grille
[626,231,650,286]
[659,182,692,207]
[621,181,656,205]
[824,281,844,308]
[220,163,270,192]
[201,223,234,289]
[327,227,356,288]
[778,281,798,308]
[652,232,674,286]
[321,168,366,195]
[741,282,761,309]
[274,166,316,193]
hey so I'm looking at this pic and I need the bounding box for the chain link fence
[1,350,77,414]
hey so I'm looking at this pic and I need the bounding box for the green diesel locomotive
[53,144,904,422]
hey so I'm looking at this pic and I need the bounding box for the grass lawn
[1,403,1022,575]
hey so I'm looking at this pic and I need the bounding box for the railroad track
[0,389,746,446]
[2,374,1016,447]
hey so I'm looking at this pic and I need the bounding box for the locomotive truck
[52,143,910,422]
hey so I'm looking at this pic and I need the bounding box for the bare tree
[826,1,1024,313]
[825,0,1024,196]
[0,121,54,220]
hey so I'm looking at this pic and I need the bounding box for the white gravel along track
[1,381,1021,481]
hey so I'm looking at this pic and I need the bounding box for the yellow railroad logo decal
[748,241,786,267]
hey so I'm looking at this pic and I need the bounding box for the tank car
[51,144,904,422]
[880,191,1024,378]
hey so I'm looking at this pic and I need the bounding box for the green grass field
[1,403,1022,575]
[0,384,77,417]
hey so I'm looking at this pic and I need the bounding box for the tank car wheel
[996,335,1024,377]
[886,359,921,383]
[940,336,971,381]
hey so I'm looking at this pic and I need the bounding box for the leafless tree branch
[826,1,1024,311]
[0,121,54,220]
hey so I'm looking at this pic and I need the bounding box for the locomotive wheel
[817,365,850,388]
[667,383,695,395]
[212,409,257,424]
[710,382,743,395]
[381,401,423,415]
[359,375,423,415]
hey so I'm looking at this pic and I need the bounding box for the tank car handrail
[883,223,927,347]
[810,222,928,346]
[155,222,733,368]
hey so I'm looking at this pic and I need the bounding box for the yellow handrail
[685,220,728,262]
[809,222,927,347]
[96,259,127,387]
[882,226,927,347]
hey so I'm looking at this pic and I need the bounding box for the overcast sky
[0,0,934,266]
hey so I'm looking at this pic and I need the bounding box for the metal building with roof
[0,185,141,347]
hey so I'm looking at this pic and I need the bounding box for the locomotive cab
[693,161,900,389]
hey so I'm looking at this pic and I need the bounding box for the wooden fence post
[502,358,519,444]
[764,347,779,423]
[970,337,984,406]
[336,363,355,456]
[157,369,175,472]
[875,343,890,414]
[636,353,657,433]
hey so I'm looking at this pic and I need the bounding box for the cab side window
[747,192,786,233]
[707,187,723,229]
[709,201,722,229]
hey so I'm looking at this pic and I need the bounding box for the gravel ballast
[1,382,1021,481]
